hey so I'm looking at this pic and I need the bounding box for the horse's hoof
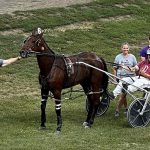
[83,122,88,127]
[54,130,61,135]
[83,122,91,128]
[84,125,91,129]
[39,126,46,130]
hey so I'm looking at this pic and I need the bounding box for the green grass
[0,0,150,149]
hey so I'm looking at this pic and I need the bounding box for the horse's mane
[42,38,55,54]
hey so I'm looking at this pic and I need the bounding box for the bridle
[20,36,56,58]
[20,37,42,58]
[106,61,122,68]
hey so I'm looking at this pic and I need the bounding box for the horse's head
[20,28,48,58]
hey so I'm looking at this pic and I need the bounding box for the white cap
[147,49,150,55]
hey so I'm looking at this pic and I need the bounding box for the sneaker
[108,92,115,100]
[115,111,119,117]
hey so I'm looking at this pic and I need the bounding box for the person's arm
[133,55,137,66]
[139,70,150,79]
[113,56,119,82]
[121,64,139,72]
[2,56,21,67]
[113,67,117,81]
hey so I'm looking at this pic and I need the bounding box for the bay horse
[20,28,109,134]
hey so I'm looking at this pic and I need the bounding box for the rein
[106,61,134,71]
[21,36,56,58]
[106,61,135,81]
[106,61,122,68]
[22,50,56,57]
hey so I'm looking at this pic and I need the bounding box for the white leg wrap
[41,99,47,102]
[55,104,61,110]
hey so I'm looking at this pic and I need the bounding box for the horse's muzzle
[20,50,28,58]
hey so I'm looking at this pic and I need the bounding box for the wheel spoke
[128,99,150,127]
[130,114,140,124]
[131,107,140,114]
[140,115,146,125]
[144,109,150,113]
[137,99,144,107]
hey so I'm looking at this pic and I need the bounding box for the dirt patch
[54,21,95,32]
[0,0,94,15]
[99,15,133,22]
[0,14,133,36]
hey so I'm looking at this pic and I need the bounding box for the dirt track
[0,0,94,14]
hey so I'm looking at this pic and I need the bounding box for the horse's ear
[32,29,36,35]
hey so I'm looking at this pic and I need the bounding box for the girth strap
[87,89,104,95]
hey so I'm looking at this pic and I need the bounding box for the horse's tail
[100,57,109,92]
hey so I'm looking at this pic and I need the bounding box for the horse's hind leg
[84,94,100,127]
[89,94,100,124]
[81,84,97,127]
[40,87,49,129]
[82,84,100,128]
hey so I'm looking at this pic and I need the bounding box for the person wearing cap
[109,49,150,101]
[140,35,150,61]
[113,42,137,117]
[0,56,21,67]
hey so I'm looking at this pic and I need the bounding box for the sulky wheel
[86,91,110,117]
[127,98,150,128]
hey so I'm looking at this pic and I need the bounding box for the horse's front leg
[40,87,49,129]
[53,90,62,134]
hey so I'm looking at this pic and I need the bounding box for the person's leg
[128,77,150,93]
[123,95,128,114]
[113,77,134,97]
[115,93,127,117]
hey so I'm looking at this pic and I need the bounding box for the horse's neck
[37,41,55,76]
[37,42,55,76]
[37,55,55,76]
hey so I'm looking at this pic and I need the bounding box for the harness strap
[63,56,74,77]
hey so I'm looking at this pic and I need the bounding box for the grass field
[0,0,150,149]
